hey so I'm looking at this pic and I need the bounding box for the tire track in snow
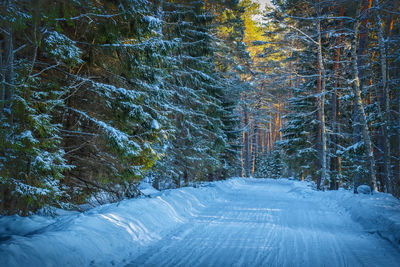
[125,179,400,267]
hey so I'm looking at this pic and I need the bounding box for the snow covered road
[1,178,400,266]
[127,179,400,267]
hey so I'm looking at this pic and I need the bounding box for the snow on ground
[0,179,242,266]
[330,187,400,249]
[1,178,400,267]
[138,181,160,196]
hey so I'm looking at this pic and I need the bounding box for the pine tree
[0,1,72,214]
[151,0,228,187]
[58,0,169,201]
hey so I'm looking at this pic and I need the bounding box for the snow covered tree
[57,0,169,202]
[265,0,399,194]
[0,1,71,214]
[151,0,230,187]
[2,0,399,216]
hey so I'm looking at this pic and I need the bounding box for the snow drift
[332,189,400,249]
[0,179,245,266]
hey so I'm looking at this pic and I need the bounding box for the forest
[0,0,399,216]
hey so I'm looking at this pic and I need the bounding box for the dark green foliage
[278,86,319,180]
[254,150,283,178]
[151,0,244,188]
[0,0,247,215]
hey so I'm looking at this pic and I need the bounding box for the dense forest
[0,0,399,216]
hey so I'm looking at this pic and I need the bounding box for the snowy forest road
[126,179,400,267]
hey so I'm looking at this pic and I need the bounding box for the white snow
[328,187,400,251]
[357,184,372,194]
[1,178,399,266]
[151,119,160,130]
[44,31,83,65]
[138,182,159,196]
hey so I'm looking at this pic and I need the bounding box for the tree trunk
[269,111,273,152]
[251,117,258,176]
[352,2,378,192]
[243,106,250,177]
[316,19,329,190]
[330,6,345,190]
[385,0,400,193]
[374,0,392,193]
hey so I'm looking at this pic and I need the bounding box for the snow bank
[329,189,400,249]
[286,178,400,250]
[0,178,245,267]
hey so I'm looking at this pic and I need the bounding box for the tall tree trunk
[243,106,250,177]
[352,0,371,192]
[352,106,362,192]
[352,2,378,192]
[385,0,400,192]
[251,117,258,176]
[374,0,392,193]
[316,18,329,190]
[330,6,345,190]
[269,111,273,152]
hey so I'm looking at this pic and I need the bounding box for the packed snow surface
[1,178,400,266]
